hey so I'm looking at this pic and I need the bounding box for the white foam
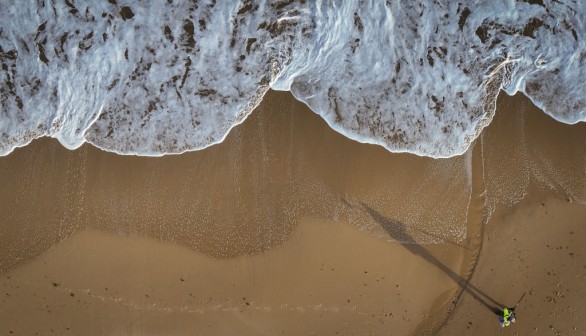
[0,0,585,157]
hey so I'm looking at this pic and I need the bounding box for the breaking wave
[1,0,585,157]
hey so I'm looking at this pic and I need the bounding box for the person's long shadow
[361,202,503,315]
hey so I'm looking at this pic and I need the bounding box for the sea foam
[0,0,584,157]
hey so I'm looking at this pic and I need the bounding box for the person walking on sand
[499,292,525,328]
[498,308,516,328]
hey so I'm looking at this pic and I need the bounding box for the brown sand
[438,93,586,336]
[0,90,585,335]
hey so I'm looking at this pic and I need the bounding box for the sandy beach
[1,90,585,335]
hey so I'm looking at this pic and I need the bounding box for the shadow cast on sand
[361,202,503,316]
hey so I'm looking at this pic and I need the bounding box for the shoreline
[1,87,574,161]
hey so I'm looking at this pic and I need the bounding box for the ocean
[0,0,584,157]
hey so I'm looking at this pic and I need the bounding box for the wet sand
[0,90,585,335]
[438,93,586,336]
